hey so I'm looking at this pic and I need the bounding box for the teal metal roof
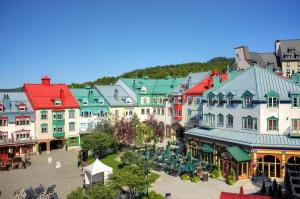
[119,77,186,95]
[185,128,300,149]
[70,88,108,107]
[204,66,300,100]
[226,146,251,162]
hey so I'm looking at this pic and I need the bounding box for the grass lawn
[87,153,120,171]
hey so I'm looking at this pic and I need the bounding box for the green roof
[120,77,186,95]
[201,143,214,153]
[226,146,251,163]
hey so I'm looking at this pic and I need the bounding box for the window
[141,86,147,93]
[152,97,157,104]
[18,105,26,111]
[125,109,133,116]
[217,114,224,126]
[0,117,8,127]
[53,112,64,120]
[268,97,278,107]
[196,97,201,105]
[41,111,48,120]
[292,95,300,108]
[188,109,192,116]
[69,122,75,131]
[81,111,92,117]
[267,117,278,131]
[157,108,160,115]
[53,125,64,132]
[55,99,61,106]
[0,132,8,141]
[287,62,290,67]
[208,96,214,106]
[242,116,257,130]
[161,108,164,115]
[226,115,233,128]
[227,97,233,106]
[98,99,104,105]
[69,110,75,119]
[82,99,88,105]
[178,97,182,104]
[243,96,252,107]
[41,124,48,133]
[218,96,224,106]
[203,113,215,127]
[292,119,300,134]
[115,110,119,117]
[141,97,150,105]
[175,110,182,117]
[16,117,30,126]
[146,108,150,115]
[141,109,145,115]
[126,98,131,104]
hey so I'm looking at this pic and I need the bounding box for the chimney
[188,76,192,88]
[60,89,65,100]
[42,76,51,86]
[114,89,119,100]
[133,80,136,90]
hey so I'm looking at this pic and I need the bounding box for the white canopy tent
[83,159,113,185]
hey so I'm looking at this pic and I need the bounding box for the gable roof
[119,77,186,95]
[70,88,108,107]
[93,85,136,107]
[248,52,278,69]
[205,66,300,101]
[277,39,300,60]
[0,91,34,122]
[23,78,79,110]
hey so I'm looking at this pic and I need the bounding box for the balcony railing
[53,132,65,138]
[0,136,37,146]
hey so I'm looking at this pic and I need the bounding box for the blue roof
[185,128,300,149]
[0,92,34,123]
[205,66,300,101]
[93,85,137,107]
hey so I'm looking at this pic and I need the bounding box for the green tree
[86,184,118,199]
[120,151,142,167]
[67,187,85,199]
[135,123,155,145]
[81,132,118,158]
[108,165,155,199]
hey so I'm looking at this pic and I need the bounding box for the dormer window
[54,99,61,106]
[242,91,254,108]
[207,92,216,106]
[292,94,300,108]
[126,98,131,104]
[266,91,279,108]
[18,104,26,111]
[0,105,4,112]
[98,99,104,105]
[217,93,225,106]
[82,99,88,105]
[141,86,147,94]
[227,97,233,106]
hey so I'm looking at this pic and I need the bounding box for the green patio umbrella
[165,142,171,161]
[184,151,196,174]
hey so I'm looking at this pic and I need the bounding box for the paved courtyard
[0,148,82,199]
[151,171,261,199]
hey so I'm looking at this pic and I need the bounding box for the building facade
[185,66,300,180]
[93,85,137,122]
[0,90,36,156]
[71,87,110,133]
[23,76,80,152]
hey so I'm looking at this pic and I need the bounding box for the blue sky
[0,0,300,87]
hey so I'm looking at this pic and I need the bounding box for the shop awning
[201,144,214,153]
[226,146,251,163]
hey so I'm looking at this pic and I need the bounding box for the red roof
[23,77,79,110]
[184,76,212,96]
[220,192,271,199]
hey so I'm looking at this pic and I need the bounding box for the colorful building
[71,86,110,133]
[23,76,80,152]
[0,90,36,156]
[116,76,186,138]
[93,85,137,122]
[185,66,300,180]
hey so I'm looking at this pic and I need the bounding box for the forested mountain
[69,57,233,88]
